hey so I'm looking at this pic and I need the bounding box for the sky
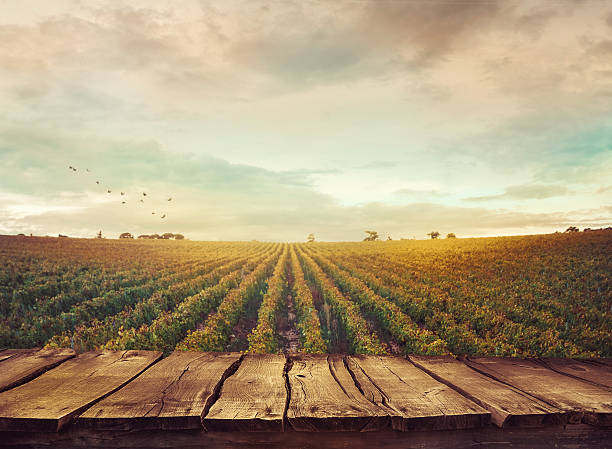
[1,0,611,241]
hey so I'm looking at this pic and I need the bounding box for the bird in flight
[107,190,111,193]
[139,199,144,203]
[167,198,172,201]
[152,211,155,215]
[143,192,147,196]
[72,168,77,172]
[161,214,166,219]
[121,201,126,204]
[120,192,125,196]
[96,181,100,184]
[86,168,90,172]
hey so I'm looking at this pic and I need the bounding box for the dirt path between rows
[277,266,301,354]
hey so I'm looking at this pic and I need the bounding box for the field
[0,232,610,357]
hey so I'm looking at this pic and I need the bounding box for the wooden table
[1,349,610,448]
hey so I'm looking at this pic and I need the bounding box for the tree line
[119,232,185,240]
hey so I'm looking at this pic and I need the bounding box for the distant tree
[150,233,160,239]
[173,234,185,240]
[17,233,25,237]
[161,233,174,240]
[427,231,440,239]
[137,235,150,239]
[58,234,68,238]
[363,230,379,241]
[307,233,315,243]
[119,232,134,239]
[96,230,103,239]
[446,233,456,238]
[583,228,592,232]
[565,226,579,233]
[387,236,392,241]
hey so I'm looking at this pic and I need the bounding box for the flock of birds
[68,165,173,219]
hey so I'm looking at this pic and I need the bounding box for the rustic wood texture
[0,349,37,364]
[463,356,612,426]
[539,358,612,388]
[346,355,490,431]
[2,425,611,449]
[203,354,286,431]
[79,352,242,430]
[286,354,389,432]
[0,350,161,432]
[409,355,564,427]
[0,348,75,393]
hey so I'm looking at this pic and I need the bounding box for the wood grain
[286,354,389,431]
[0,348,75,393]
[1,425,611,449]
[539,358,612,388]
[347,355,490,431]
[0,350,161,432]
[463,356,612,426]
[79,352,242,430]
[409,355,564,427]
[203,354,286,431]
[0,349,38,364]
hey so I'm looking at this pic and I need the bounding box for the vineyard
[0,232,610,357]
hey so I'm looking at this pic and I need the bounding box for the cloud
[393,188,444,199]
[356,161,398,170]
[2,127,608,241]
[466,184,571,202]
[1,1,610,240]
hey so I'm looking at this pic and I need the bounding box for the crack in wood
[327,355,351,399]
[342,356,367,398]
[408,356,512,426]
[460,356,576,420]
[201,353,245,430]
[347,357,395,413]
[142,355,203,418]
[535,358,612,391]
[68,352,163,431]
[87,351,128,379]
[282,355,293,431]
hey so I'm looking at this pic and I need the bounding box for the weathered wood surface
[346,355,490,431]
[0,349,38,364]
[203,354,286,431]
[539,358,612,388]
[409,355,564,427]
[79,352,242,430]
[0,350,161,432]
[286,354,388,431]
[1,349,612,442]
[2,425,611,449]
[463,356,612,426]
[0,348,75,393]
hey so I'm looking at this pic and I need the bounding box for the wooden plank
[286,354,389,432]
[539,358,612,388]
[347,355,490,431]
[409,355,564,427]
[0,349,37,364]
[463,356,612,426]
[1,425,612,449]
[79,352,242,430]
[0,350,161,432]
[203,354,286,431]
[0,348,75,393]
